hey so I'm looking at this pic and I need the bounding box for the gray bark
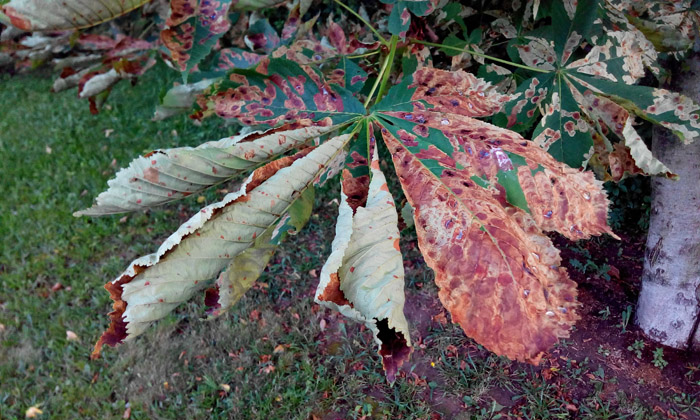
[636,56,700,350]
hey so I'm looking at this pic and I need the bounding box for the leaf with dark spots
[244,19,281,53]
[196,58,365,126]
[374,66,516,117]
[77,119,339,215]
[374,67,616,363]
[381,127,578,364]
[93,134,353,356]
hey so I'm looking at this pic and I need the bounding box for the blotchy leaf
[161,0,234,78]
[381,124,579,364]
[1,0,150,31]
[375,67,617,363]
[567,85,676,179]
[77,118,338,215]
[532,84,594,169]
[567,31,656,84]
[196,57,365,126]
[497,74,554,133]
[375,66,515,117]
[516,37,557,71]
[316,148,411,382]
[573,74,700,144]
[93,134,351,356]
[378,112,614,241]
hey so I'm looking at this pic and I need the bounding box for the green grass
[1,67,697,419]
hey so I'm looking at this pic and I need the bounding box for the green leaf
[1,0,150,31]
[380,0,437,37]
[532,76,594,168]
[495,73,554,133]
[339,57,368,94]
[232,0,285,11]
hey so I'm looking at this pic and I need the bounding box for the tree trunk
[636,56,700,350]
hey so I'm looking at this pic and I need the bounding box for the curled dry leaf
[77,118,338,215]
[93,134,351,357]
[316,143,411,382]
[25,406,43,418]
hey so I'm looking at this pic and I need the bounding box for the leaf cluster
[2,0,700,381]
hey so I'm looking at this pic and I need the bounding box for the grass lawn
[1,67,699,419]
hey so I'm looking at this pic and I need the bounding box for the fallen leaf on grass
[25,406,43,418]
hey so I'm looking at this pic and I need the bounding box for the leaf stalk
[410,39,551,74]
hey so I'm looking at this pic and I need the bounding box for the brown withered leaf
[374,66,616,363]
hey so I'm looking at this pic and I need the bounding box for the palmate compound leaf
[75,118,339,215]
[316,123,411,382]
[93,133,351,357]
[495,0,700,177]
[372,66,617,363]
[1,0,151,31]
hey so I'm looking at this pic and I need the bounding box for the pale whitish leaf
[93,134,351,356]
[516,37,556,71]
[2,0,150,31]
[316,149,411,382]
[76,119,338,215]
[79,70,121,99]
[25,406,43,418]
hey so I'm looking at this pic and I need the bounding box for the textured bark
[636,56,700,350]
